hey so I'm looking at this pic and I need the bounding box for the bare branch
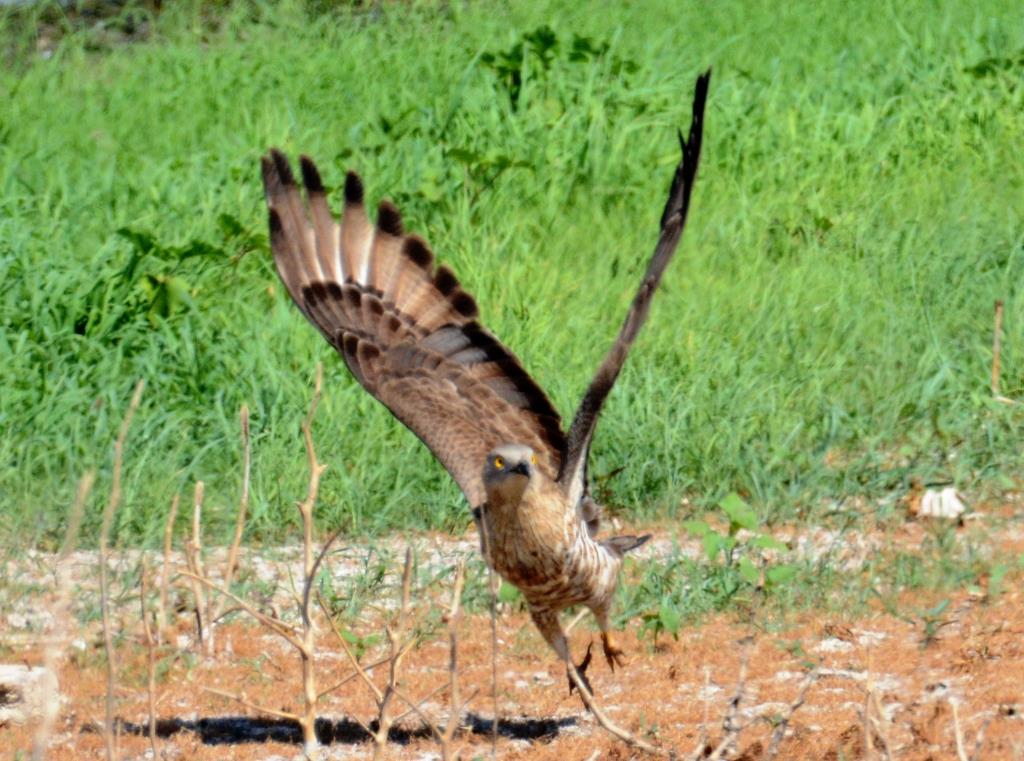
[317,592,385,704]
[441,561,467,756]
[703,636,754,761]
[869,689,893,761]
[202,686,300,722]
[140,563,159,760]
[992,299,1020,404]
[32,470,95,761]
[99,378,145,761]
[213,405,252,625]
[316,654,392,701]
[183,482,209,652]
[370,548,416,760]
[157,493,180,643]
[952,699,969,761]
[765,669,818,760]
[179,570,303,650]
[295,364,326,755]
[970,716,993,761]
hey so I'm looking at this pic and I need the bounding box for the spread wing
[261,151,566,508]
[558,69,711,508]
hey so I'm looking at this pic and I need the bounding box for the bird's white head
[482,443,537,507]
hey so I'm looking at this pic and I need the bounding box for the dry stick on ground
[952,699,969,761]
[187,366,330,756]
[950,698,993,761]
[694,666,711,757]
[295,367,327,754]
[969,715,994,761]
[764,669,819,761]
[156,493,180,644]
[991,299,1019,405]
[139,563,159,760]
[336,548,417,760]
[486,565,499,759]
[439,561,471,759]
[182,481,209,653]
[869,688,894,761]
[98,379,145,761]
[315,596,394,701]
[861,687,874,761]
[211,405,251,634]
[31,470,95,761]
[701,635,754,761]
[391,561,477,761]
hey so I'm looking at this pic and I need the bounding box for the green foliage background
[1,1,1022,547]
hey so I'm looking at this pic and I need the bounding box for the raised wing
[558,69,710,508]
[262,152,566,508]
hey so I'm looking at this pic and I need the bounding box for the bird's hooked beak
[509,460,531,477]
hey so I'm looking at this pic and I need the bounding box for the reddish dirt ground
[4,582,1024,760]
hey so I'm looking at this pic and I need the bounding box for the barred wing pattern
[262,152,566,508]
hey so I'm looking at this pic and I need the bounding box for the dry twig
[702,636,754,761]
[182,481,209,652]
[140,563,159,760]
[869,688,893,761]
[157,493,179,644]
[212,405,251,630]
[187,366,329,756]
[952,699,969,761]
[439,561,470,759]
[98,378,144,761]
[970,715,993,761]
[992,299,1019,405]
[377,549,415,758]
[31,471,95,761]
[765,669,818,760]
[388,561,474,760]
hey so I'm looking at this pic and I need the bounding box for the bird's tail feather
[601,534,652,558]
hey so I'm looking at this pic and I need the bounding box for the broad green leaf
[658,598,681,639]
[750,535,788,552]
[702,532,724,561]
[738,556,760,584]
[766,564,798,586]
[720,492,759,532]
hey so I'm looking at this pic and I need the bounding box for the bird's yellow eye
[530,454,537,464]
[494,456,504,469]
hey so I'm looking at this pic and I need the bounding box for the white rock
[0,664,56,725]
[918,488,966,519]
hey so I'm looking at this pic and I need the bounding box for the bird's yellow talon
[601,632,626,671]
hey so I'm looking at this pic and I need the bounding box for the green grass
[1,1,1023,547]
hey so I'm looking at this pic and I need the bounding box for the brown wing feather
[262,151,566,507]
[558,69,710,508]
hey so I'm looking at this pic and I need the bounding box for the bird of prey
[261,70,709,686]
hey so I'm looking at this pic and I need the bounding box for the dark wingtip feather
[260,154,276,193]
[377,201,403,237]
[433,265,459,296]
[270,149,296,187]
[450,290,479,318]
[268,208,283,237]
[299,155,325,194]
[402,236,434,270]
[344,171,364,204]
[660,68,711,230]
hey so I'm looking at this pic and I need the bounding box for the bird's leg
[592,604,626,671]
[529,606,594,696]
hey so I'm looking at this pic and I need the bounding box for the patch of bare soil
[3,576,1023,759]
